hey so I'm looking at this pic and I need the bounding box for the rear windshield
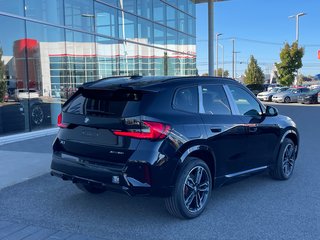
[64,90,143,117]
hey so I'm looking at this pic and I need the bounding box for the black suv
[51,76,299,219]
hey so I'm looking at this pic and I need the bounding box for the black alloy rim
[183,166,210,213]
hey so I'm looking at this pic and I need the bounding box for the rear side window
[173,86,198,113]
[202,85,231,115]
[65,90,142,117]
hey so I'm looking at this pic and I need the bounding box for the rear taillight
[113,121,171,140]
[57,113,68,128]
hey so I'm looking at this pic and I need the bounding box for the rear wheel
[165,157,212,219]
[269,138,297,180]
[284,96,291,103]
[75,182,107,194]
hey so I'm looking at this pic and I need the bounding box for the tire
[75,182,107,194]
[268,96,273,102]
[165,157,212,219]
[31,104,44,126]
[284,97,291,103]
[269,138,297,180]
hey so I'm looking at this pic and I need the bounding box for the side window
[202,85,231,115]
[228,85,262,116]
[173,86,198,113]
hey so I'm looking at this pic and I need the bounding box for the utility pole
[219,43,224,77]
[232,39,235,79]
[208,0,214,76]
[215,33,222,76]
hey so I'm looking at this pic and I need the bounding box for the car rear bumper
[51,151,174,197]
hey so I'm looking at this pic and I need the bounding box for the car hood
[258,91,272,96]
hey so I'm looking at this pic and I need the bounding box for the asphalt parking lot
[0,104,319,240]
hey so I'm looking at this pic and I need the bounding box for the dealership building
[0,0,215,137]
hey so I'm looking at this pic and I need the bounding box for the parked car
[51,76,299,219]
[257,87,289,102]
[14,89,40,101]
[267,84,282,91]
[272,87,309,103]
[297,88,320,104]
[245,83,265,95]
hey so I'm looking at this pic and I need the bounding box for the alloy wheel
[183,166,210,213]
[282,143,296,178]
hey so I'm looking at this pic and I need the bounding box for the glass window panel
[178,0,188,13]
[138,18,153,44]
[119,42,138,76]
[167,28,178,52]
[137,0,152,20]
[188,16,196,36]
[64,0,94,32]
[99,0,118,7]
[119,12,137,40]
[188,0,195,16]
[154,49,167,76]
[0,16,27,135]
[138,45,154,76]
[65,31,97,87]
[177,11,188,33]
[166,5,177,29]
[165,0,177,7]
[26,21,66,131]
[153,0,166,25]
[178,33,188,53]
[0,0,24,16]
[121,0,137,14]
[25,0,64,25]
[95,2,119,38]
[154,24,166,47]
[96,37,120,77]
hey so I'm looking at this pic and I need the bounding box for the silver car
[272,87,310,103]
[257,87,289,102]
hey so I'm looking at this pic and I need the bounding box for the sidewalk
[0,134,56,190]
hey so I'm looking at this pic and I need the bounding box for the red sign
[318,50,320,59]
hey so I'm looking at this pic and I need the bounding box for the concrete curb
[0,128,58,146]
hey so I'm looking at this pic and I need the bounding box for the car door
[226,84,281,170]
[199,84,248,177]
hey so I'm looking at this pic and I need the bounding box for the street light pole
[232,39,235,79]
[289,12,306,84]
[215,33,222,76]
[208,0,214,76]
[219,43,224,77]
[289,12,306,43]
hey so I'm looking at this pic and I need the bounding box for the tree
[0,47,7,102]
[214,68,229,77]
[275,42,304,86]
[244,55,264,85]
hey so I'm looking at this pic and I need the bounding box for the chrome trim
[225,166,268,178]
[198,85,205,114]
[223,85,240,115]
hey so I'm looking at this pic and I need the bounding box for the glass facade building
[0,0,196,136]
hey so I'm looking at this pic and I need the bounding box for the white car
[257,87,288,102]
[15,89,40,101]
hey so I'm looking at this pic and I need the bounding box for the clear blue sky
[196,0,320,77]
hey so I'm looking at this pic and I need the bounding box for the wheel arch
[176,145,216,187]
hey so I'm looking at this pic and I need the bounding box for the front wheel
[165,157,212,219]
[269,138,297,180]
[284,96,291,103]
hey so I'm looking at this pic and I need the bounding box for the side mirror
[264,105,278,117]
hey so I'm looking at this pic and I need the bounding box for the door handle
[211,128,222,133]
